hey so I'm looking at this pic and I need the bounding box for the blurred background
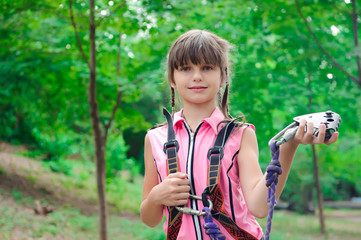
[0,0,360,239]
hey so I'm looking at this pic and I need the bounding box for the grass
[1,186,360,240]
[256,209,361,240]
[0,192,166,240]
[1,148,360,239]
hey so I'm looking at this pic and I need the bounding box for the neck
[182,102,217,132]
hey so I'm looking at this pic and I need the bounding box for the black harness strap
[203,119,258,240]
[206,118,237,194]
[163,108,183,240]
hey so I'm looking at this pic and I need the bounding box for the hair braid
[217,90,222,109]
[171,87,175,115]
[221,82,231,119]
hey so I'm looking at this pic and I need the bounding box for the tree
[295,0,361,234]
[68,0,126,239]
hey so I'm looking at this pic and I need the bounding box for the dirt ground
[1,141,360,224]
[0,142,106,217]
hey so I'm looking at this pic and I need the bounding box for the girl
[140,29,338,240]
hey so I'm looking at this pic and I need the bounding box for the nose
[192,68,202,82]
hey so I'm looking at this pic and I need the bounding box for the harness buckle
[207,146,224,160]
[163,140,179,153]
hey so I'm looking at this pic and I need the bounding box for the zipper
[183,121,203,240]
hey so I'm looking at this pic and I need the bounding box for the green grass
[1,187,360,240]
[0,193,165,240]
[257,209,361,240]
[2,150,360,239]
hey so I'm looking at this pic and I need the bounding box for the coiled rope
[264,140,283,240]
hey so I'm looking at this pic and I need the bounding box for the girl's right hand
[150,172,190,207]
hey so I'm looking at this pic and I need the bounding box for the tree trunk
[312,145,326,234]
[89,0,108,239]
[307,71,326,234]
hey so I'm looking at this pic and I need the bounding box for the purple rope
[264,140,282,240]
[202,207,225,240]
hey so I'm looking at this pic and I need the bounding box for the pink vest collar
[173,107,225,134]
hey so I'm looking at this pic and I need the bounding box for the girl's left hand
[292,119,339,146]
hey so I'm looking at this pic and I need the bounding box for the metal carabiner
[175,195,213,216]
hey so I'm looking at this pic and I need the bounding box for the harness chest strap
[203,119,258,240]
[163,108,183,240]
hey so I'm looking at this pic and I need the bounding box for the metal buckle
[207,146,224,160]
[175,195,213,216]
[163,140,179,153]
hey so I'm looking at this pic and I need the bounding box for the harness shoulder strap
[163,108,183,240]
[203,119,258,240]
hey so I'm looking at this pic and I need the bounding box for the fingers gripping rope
[265,140,282,240]
[202,207,225,240]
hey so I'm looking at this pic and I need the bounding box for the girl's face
[172,62,224,107]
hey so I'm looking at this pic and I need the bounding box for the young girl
[140,29,338,240]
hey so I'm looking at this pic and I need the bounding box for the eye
[180,66,190,72]
[203,65,213,71]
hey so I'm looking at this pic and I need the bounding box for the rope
[202,207,226,240]
[264,140,282,240]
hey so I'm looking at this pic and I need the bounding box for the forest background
[1,0,361,239]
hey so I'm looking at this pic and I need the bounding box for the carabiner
[175,195,213,216]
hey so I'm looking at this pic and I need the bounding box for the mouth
[189,86,207,89]
[189,86,207,93]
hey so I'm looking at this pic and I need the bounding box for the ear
[220,78,226,88]
[170,81,176,89]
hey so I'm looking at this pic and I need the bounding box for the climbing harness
[264,110,341,240]
[163,108,257,240]
[201,117,257,240]
[163,108,341,240]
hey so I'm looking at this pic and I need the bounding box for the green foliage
[105,133,139,178]
[43,158,73,175]
[10,190,23,202]
[1,0,360,216]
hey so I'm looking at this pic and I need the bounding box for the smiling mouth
[189,86,207,89]
[189,86,207,92]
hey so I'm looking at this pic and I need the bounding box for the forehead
[170,35,223,68]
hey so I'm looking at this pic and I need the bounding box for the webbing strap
[206,118,238,193]
[209,185,257,239]
[204,120,258,240]
[163,108,183,240]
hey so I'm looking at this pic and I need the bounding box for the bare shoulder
[239,124,257,149]
[144,132,153,160]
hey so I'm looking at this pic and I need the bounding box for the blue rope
[202,207,226,240]
[264,140,282,240]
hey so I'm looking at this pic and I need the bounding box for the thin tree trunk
[351,0,361,82]
[307,71,326,234]
[312,145,326,234]
[89,0,108,239]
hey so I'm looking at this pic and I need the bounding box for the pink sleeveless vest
[147,108,263,240]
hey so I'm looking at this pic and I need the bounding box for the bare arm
[237,120,339,219]
[140,133,190,227]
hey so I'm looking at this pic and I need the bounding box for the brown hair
[166,29,244,125]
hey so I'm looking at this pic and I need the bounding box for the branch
[352,0,361,85]
[95,0,126,27]
[295,0,361,87]
[103,34,123,144]
[68,0,90,68]
[103,91,122,143]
